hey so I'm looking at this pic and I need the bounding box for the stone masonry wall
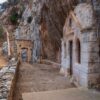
[73,3,94,87]
[61,3,100,88]
[88,0,100,88]
[0,59,19,100]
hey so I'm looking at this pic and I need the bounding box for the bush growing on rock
[9,11,19,25]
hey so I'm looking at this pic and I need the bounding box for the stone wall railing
[0,59,19,100]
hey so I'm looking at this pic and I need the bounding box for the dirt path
[13,62,75,100]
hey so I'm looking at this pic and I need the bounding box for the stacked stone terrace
[0,59,19,100]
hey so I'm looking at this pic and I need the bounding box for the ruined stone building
[16,39,32,62]
[61,1,100,88]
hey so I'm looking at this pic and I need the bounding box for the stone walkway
[13,62,75,100]
[22,88,100,100]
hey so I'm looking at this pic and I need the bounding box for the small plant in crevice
[9,7,19,25]
[9,11,19,25]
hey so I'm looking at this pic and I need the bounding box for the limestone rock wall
[14,0,78,62]
[14,0,43,62]
[42,0,78,48]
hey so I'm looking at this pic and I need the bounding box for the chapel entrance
[69,41,73,75]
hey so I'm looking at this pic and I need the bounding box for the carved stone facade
[61,3,100,88]
[16,39,33,62]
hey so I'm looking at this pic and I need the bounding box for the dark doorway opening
[69,41,73,75]
[21,48,28,62]
[76,39,81,63]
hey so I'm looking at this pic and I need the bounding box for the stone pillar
[60,39,70,76]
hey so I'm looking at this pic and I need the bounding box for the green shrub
[10,11,19,24]
[9,7,19,25]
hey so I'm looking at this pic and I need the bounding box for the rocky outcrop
[39,0,78,62]
[8,0,19,5]
[14,0,79,62]
[14,0,42,62]
[2,0,99,63]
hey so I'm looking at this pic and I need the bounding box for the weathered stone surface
[0,59,19,100]
[75,3,94,29]
[61,2,100,88]
[13,0,79,63]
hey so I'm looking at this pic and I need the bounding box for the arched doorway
[69,40,73,75]
[21,48,28,62]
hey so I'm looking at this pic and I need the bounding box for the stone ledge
[0,59,19,100]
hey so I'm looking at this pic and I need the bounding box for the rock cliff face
[14,0,42,62]
[8,0,19,5]
[40,0,78,61]
[5,0,99,62]
[14,0,78,62]
[0,0,99,63]
[3,0,99,62]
